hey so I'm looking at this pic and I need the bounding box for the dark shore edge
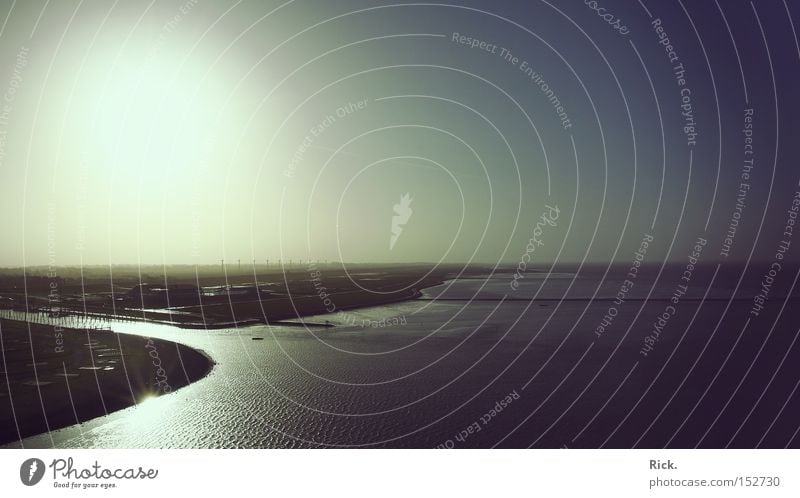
[0,319,215,448]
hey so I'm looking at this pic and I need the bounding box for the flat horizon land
[0,262,497,328]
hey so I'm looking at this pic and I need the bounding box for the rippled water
[5,270,800,448]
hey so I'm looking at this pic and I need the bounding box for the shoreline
[0,318,214,446]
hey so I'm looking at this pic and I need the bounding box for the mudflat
[0,318,213,446]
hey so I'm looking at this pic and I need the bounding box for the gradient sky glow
[0,0,798,266]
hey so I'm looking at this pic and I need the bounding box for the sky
[0,0,798,266]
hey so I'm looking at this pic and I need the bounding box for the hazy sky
[0,0,798,266]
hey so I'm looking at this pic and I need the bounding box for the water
[4,270,800,448]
